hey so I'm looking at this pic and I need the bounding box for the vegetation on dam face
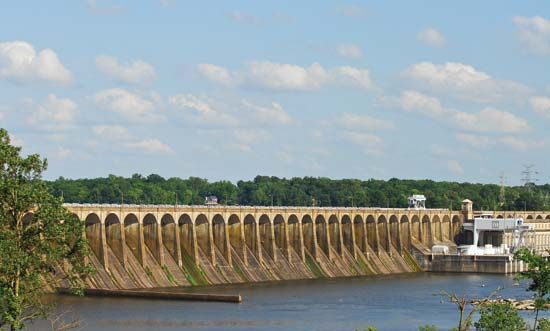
[47,174,550,211]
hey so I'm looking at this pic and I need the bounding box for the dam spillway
[59,204,466,289]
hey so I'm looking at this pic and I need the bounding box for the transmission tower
[521,164,539,191]
[498,174,507,208]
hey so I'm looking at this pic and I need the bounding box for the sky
[0,1,549,185]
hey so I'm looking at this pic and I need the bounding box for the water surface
[33,273,542,331]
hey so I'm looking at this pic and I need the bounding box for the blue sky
[1,1,549,185]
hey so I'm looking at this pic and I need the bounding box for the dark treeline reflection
[47,174,550,211]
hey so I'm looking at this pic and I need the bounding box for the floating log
[57,288,242,303]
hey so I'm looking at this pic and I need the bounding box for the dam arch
[366,215,377,252]
[421,215,432,246]
[302,215,315,256]
[228,214,243,260]
[212,214,229,263]
[315,215,329,257]
[432,215,442,242]
[442,215,451,241]
[328,215,342,255]
[178,214,194,260]
[143,213,161,263]
[411,215,421,241]
[389,215,400,252]
[105,213,124,264]
[353,215,366,253]
[400,215,411,251]
[85,213,103,265]
[161,214,178,262]
[259,214,274,259]
[341,215,354,255]
[244,214,259,258]
[195,214,211,260]
[124,214,140,262]
[288,214,303,259]
[273,215,286,255]
[377,215,390,252]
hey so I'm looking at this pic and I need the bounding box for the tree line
[46,174,550,211]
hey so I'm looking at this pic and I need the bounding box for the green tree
[0,128,91,330]
[474,302,527,331]
[515,248,550,331]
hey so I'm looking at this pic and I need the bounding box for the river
[33,273,542,331]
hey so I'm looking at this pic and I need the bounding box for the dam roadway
[57,204,550,289]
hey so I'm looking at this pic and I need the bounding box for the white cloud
[231,128,269,152]
[246,61,329,91]
[338,112,394,130]
[92,124,134,141]
[56,146,72,160]
[447,160,464,175]
[398,90,448,117]
[499,136,545,151]
[197,63,236,86]
[169,93,238,125]
[343,131,383,155]
[455,133,492,149]
[96,55,155,84]
[452,107,529,133]
[403,61,529,103]
[241,99,291,124]
[94,88,164,122]
[530,96,550,118]
[92,124,172,154]
[332,66,375,90]
[0,41,72,84]
[455,133,546,151]
[513,16,550,56]
[336,43,363,59]
[26,94,79,130]
[124,138,173,154]
[198,61,377,92]
[417,27,445,47]
[395,90,529,133]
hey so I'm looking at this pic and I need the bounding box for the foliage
[0,128,91,330]
[474,302,527,331]
[418,325,438,331]
[537,318,550,331]
[47,174,550,210]
[515,248,550,330]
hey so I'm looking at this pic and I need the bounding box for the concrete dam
[61,204,467,289]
